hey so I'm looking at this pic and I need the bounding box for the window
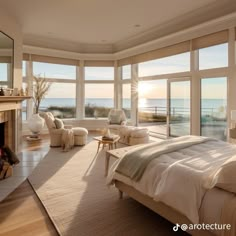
[85,67,114,80]
[22,82,27,120]
[121,65,131,80]
[30,62,77,118]
[122,84,131,119]
[138,79,167,136]
[85,84,114,118]
[169,80,190,137]
[22,62,27,120]
[201,77,227,140]
[0,64,8,81]
[33,62,76,79]
[199,43,228,70]
[22,61,26,78]
[138,52,190,77]
[39,83,76,118]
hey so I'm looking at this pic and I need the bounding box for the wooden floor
[0,132,104,236]
[0,134,58,236]
[0,132,162,236]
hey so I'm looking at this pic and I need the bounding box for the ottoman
[119,126,149,145]
[72,127,88,146]
[129,128,149,145]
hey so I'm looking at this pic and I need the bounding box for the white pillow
[215,158,236,194]
[109,114,121,124]
[130,129,149,138]
[45,116,56,129]
[54,118,64,129]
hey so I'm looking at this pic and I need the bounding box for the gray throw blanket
[115,135,213,181]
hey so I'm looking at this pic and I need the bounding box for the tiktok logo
[173,223,180,231]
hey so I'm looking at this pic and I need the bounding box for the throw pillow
[109,114,121,124]
[54,118,64,129]
[45,116,56,129]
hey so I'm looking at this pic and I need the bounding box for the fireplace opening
[0,122,4,147]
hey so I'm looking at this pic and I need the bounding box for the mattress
[107,138,236,235]
[200,187,235,236]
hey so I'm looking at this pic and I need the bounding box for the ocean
[22,98,227,119]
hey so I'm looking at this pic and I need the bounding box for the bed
[107,136,236,236]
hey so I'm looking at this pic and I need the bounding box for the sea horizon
[22,97,226,119]
[23,97,227,109]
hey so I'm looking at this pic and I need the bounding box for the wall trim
[23,12,236,62]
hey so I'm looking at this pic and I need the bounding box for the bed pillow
[54,118,64,129]
[109,114,121,124]
[215,159,236,194]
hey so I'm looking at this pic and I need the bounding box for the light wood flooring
[0,134,58,236]
[0,132,162,236]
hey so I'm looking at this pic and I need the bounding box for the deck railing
[138,106,226,117]
[22,105,226,121]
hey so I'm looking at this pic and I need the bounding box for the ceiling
[0,31,13,48]
[0,0,236,54]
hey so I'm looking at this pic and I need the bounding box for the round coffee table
[93,135,120,153]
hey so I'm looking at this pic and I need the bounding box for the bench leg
[96,142,101,153]
[105,152,110,177]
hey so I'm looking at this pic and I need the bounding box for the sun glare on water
[138,98,147,107]
[138,83,153,107]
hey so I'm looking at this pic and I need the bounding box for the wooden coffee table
[93,135,120,154]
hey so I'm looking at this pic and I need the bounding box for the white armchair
[107,109,127,135]
[43,112,88,147]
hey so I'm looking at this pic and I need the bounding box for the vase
[28,113,45,137]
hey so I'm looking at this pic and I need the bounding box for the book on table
[102,135,119,141]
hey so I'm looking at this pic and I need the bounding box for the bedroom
[1,0,236,235]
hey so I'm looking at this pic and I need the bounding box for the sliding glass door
[138,79,167,136]
[201,77,227,140]
[167,79,191,137]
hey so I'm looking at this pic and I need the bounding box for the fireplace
[0,96,30,152]
[0,122,4,146]
[0,111,15,151]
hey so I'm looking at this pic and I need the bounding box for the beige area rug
[28,141,187,236]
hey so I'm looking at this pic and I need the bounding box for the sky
[18,43,229,99]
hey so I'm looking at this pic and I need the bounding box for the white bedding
[107,137,236,224]
[200,188,235,236]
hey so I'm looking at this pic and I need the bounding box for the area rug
[28,141,185,236]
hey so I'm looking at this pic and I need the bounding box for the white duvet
[107,137,236,224]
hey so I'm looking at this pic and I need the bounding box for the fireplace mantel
[0,96,31,102]
[0,96,31,112]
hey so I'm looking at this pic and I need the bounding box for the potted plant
[28,75,51,138]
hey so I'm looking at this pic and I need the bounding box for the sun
[138,82,153,97]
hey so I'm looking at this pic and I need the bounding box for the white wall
[0,8,23,89]
[0,7,23,151]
